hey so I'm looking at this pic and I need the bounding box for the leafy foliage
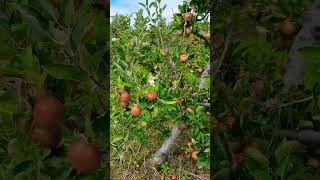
[0,0,108,178]
[209,0,320,179]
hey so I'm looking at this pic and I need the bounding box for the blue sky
[110,0,184,23]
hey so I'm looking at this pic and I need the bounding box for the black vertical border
[104,0,110,180]
[210,1,219,178]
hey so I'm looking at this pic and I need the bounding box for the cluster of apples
[25,90,101,174]
[118,90,158,116]
[162,10,199,63]
[160,47,189,62]
[29,91,64,149]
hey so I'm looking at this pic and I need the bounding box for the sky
[110,0,184,23]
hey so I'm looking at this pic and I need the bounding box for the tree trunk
[283,1,320,87]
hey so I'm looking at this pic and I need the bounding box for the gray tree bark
[283,1,320,87]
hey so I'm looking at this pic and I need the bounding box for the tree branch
[212,29,232,80]
[199,62,210,89]
[262,96,314,112]
[198,102,210,108]
[150,123,181,165]
[192,30,210,48]
[196,10,210,21]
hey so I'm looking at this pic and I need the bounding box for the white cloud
[111,0,184,24]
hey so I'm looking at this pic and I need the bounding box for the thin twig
[154,1,175,85]
[191,92,208,97]
[169,72,183,91]
[196,10,210,21]
[183,170,210,180]
[63,48,105,89]
[279,96,314,108]
[192,30,212,90]
[76,64,105,89]
[198,102,210,108]
[212,29,232,80]
[263,96,314,112]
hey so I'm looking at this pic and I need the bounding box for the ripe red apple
[120,91,130,102]
[29,125,62,149]
[179,54,188,62]
[32,95,64,127]
[131,105,142,116]
[147,91,157,101]
[184,12,193,22]
[67,138,101,174]
[171,175,177,180]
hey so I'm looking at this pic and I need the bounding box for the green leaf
[250,170,273,180]
[71,13,93,50]
[304,62,320,89]
[43,64,87,81]
[79,45,106,74]
[244,147,269,168]
[196,158,208,169]
[0,93,19,114]
[161,100,178,105]
[0,64,24,78]
[204,76,210,90]
[10,23,28,44]
[163,4,167,10]
[275,140,305,164]
[298,47,320,89]
[298,120,313,129]
[35,0,58,22]
[112,135,124,144]
[16,5,52,42]
[63,0,74,27]
[298,47,320,63]
[0,42,17,59]
[212,168,231,180]
[149,2,156,9]
[312,115,320,121]
[138,2,146,8]
[89,12,109,42]
[13,160,33,174]
[52,28,68,44]
[7,138,21,157]
[0,26,17,58]
[20,46,36,71]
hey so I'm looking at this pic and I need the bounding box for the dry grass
[111,127,209,180]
